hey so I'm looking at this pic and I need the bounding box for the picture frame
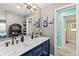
[49,18,54,24]
[43,20,48,27]
[43,17,48,27]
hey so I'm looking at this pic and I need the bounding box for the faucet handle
[21,35,24,42]
[12,37,14,45]
[16,40,19,44]
[5,42,10,47]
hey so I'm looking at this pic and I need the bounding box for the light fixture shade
[16,5,20,9]
[17,3,37,11]
[23,3,37,11]
[27,5,32,9]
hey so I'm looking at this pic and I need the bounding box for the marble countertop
[0,36,49,56]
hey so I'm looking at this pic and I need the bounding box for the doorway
[64,15,76,45]
[59,15,76,55]
[55,5,76,56]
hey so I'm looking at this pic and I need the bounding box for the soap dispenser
[21,35,24,42]
[12,37,14,45]
[31,32,34,39]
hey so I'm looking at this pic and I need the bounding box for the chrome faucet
[5,41,10,47]
[12,37,14,45]
[21,35,24,42]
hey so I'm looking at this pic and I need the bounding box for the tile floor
[57,42,76,56]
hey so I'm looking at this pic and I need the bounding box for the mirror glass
[0,20,6,41]
[0,3,40,42]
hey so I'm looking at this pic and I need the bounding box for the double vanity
[0,36,50,56]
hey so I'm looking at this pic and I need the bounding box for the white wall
[0,11,5,20]
[40,3,70,55]
[26,7,40,34]
[0,10,24,37]
[6,12,24,36]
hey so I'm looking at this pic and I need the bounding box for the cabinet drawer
[32,45,42,56]
[21,40,50,56]
[42,40,50,56]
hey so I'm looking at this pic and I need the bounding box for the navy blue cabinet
[32,45,42,56]
[21,39,50,56]
[21,50,33,56]
[42,39,50,56]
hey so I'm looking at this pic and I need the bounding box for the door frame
[54,4,76,55]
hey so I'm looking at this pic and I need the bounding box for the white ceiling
[0,3,70,16]
[0,3,32,16]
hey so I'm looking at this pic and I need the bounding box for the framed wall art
[43,17,48,27]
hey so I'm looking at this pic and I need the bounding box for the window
[0,20,6,39]
[27,17,33,36]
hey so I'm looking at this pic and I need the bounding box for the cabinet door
[32,45,42,56]
[21,50,33,56]
[21,40,50,56]
[42,40,50,56]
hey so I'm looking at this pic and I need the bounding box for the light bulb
[16,5,20,9]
